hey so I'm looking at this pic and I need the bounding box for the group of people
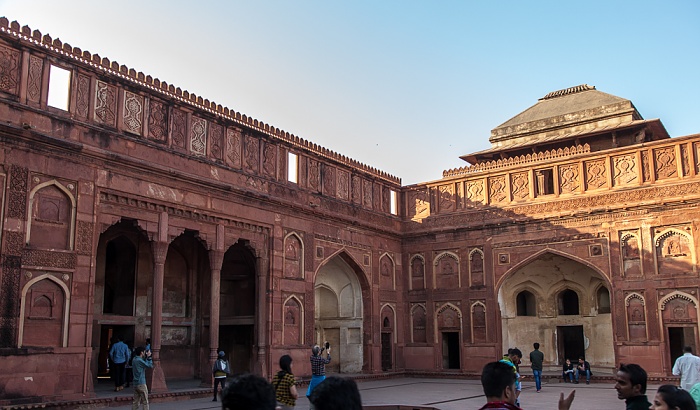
[561,357,592,384]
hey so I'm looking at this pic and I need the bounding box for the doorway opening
[98,325,135,379]
[442,332,460,370]
[557,325,584,363]
[381,332,392,371]
[668,327,697,367]
[219,325,254,375]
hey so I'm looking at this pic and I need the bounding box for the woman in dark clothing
[272,355,298,410]
[562,359,575,383]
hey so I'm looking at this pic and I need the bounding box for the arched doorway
[498,251,614,368]
[314,253,365,373]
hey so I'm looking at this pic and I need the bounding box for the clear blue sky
[2,0,698,184]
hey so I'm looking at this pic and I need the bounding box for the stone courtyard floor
[107,377,641,410]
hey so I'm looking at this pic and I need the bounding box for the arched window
[597,287,611,314]
[516,291,536,316]
[557,289,579,315]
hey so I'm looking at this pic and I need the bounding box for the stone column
[205,248,224,386]
[147,212,169,393]
[254,253,269,377]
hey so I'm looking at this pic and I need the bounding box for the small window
[47,65,71,110]
[597,287,611,314]
[516,291,536,316]
[390,190,397,215]
[535,168,554,196]
[557,289,579,315]
[287,152,298,183]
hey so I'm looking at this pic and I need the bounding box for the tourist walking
[307,342,331,408]
[273,354,298,410]
[614,363,651,410]
[131,346,153,410]
[529,342,544,392]
[672,346,700,390]
[109,336,131,392]
[212,350,231,402]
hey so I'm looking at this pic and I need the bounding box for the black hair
[578,356,585,361]
[509,348,522,358]
[481,361,516,399]
[656,384,696,410]
[277,354,293,379]
[619,363,647,394]
[309,376,362,410]
[221,374,276,410]
[133,346,145,357]
[533,342,539,349]
[683,346,693,353]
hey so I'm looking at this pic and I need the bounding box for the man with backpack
[212,350,231,401]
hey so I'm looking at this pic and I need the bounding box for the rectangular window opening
[287,152,298,184]
[535,168,554,196]
[47,65,71,111]
[390,190,398,215]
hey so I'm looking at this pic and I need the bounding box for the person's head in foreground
[482,361,518,404]
[309,376,362,410]
[615,363,647,400]
[650,385,696,410]
[221,373,276,410]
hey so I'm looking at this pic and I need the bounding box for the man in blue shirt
[131,346,153,409]
[109,336,131,392]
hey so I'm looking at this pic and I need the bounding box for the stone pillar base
[146,365,168,393]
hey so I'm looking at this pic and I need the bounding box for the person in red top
[479,361,576,410]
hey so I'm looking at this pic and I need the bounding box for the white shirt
[672,352,700,390]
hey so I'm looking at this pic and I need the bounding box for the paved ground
[108,377,644,409]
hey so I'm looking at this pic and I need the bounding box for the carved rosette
[75,74,90,119]
[94,80,117,126]
[584,159,607,190]
[510,172,529,200]
[170,108,187,150]
[190,117,207,156]
[226,128,242,168]
[654,147,677,180]
[27,55,43,104]
[123,91,143,135]
[148,99,168,142]
[0,44,20,95]
[558,163,580,194]
[488,175,507,203]
[209,123,224,161]
[612,154,638,186]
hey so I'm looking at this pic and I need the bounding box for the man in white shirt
[672,346,700,390]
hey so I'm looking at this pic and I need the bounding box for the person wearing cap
[307,343,331,406]
[212,350,231,402]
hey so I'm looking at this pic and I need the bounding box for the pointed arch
[282,295,304,345]
[468,248,485,287]
[625,292,647,341]
[410,303,427,343]
[409,254,425,290]
[434,251,461,288]
[470,301,487,343]
[379,252,396,290]
[26,180,77,250]
[653,228,697,274]
[658,291,700,346]
[380,303,397,343]
[18,273,71,347]
[283,232,304,279]
[434,302,463,343]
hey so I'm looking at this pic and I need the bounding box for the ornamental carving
[262,142,276,177]
[190,117,207,156]
[466,180,484,204]
[584,159,606,190]
[75,74,90,119]
[411,305,427,343]
[170,108,187,150]
[3,231,24,256]
[337,170,349,200]
[655,229,694,275]
[284,235,302,279]
[612,154,637,186]
[308,160,320,191]
[437,304,460,329]
[438,184,455,212]
[8,165,28,220]
[244,136,259,172]
[695,143,700,174]
[626,294,647,341]
[0,44,20,95]
[76,220,94,255]
[147,99,168,142]
[382,186,390,212]
[94,80,117,126]
[22,249,77,269]
[408,189,429,220]
[469,249,484,287]
[489,175,507,203]
[471,302,487,342]
[209,123,224,161]
[351,175,362,204]
[654,147,677,180]
[373,183,382,211]
[0,255,21,346]
[123,91,143,135]
[27,55,43,104]
[661,294,697,323]
[641,151,651,182]
[559,163,580,194]
[362,180,373,208]
[510,172,529,200]
[322,166,336,197]
[681,144,690,176]
[283,298,302,345]
[226,128,242,168]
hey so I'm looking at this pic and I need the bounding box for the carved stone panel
[362,179,373,208]
[488,175,507,203]
[170,108,187,150]
[437,304,460,330]
[510,172,529,200]
[584,159,607,190]
[438,184,455,212]
[695,143,700,175]
[626,295,646,341]
[654,147,677,180]
[284,298,302,345]
[655,229,693,275]
[337,170,349,200]
[411,256,425,290]
[226,128,242,168]
[190,117,207,156]
[22,279,65,347]
[466,180,484,204]
[94,80,117,127]
[620,232,642,277]
[322,165,336,197]
[262,142,276,177]
[123,91,143,136]
[411,305,427,343]
[435,253,459,289]
[469,249,484,287]
[29,184,72,250]
[0,44,20,96]
[681,144,691,176]
[408,188,429,220]
[559,163,580,194]
[351,175,362,204]
[284,235,302,279]
[612,154,638,187]
[373,183,382,211]
[641,151,651,182]
[76,220,94,255]
[27,55,43,104]
[379,255,394,290]
[8,165,28,220]
[75,74,90,119]
[308,160,320,192]
[147,99,168,143]
[244,135,260,173]
[472,302,487,343]
[208,123,224,161]
[661,295,697,323]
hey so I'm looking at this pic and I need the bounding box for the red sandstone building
[0,18,698,404]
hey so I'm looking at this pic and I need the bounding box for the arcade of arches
[1,20,700,403]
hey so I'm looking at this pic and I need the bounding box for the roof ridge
[539,84,596,101]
